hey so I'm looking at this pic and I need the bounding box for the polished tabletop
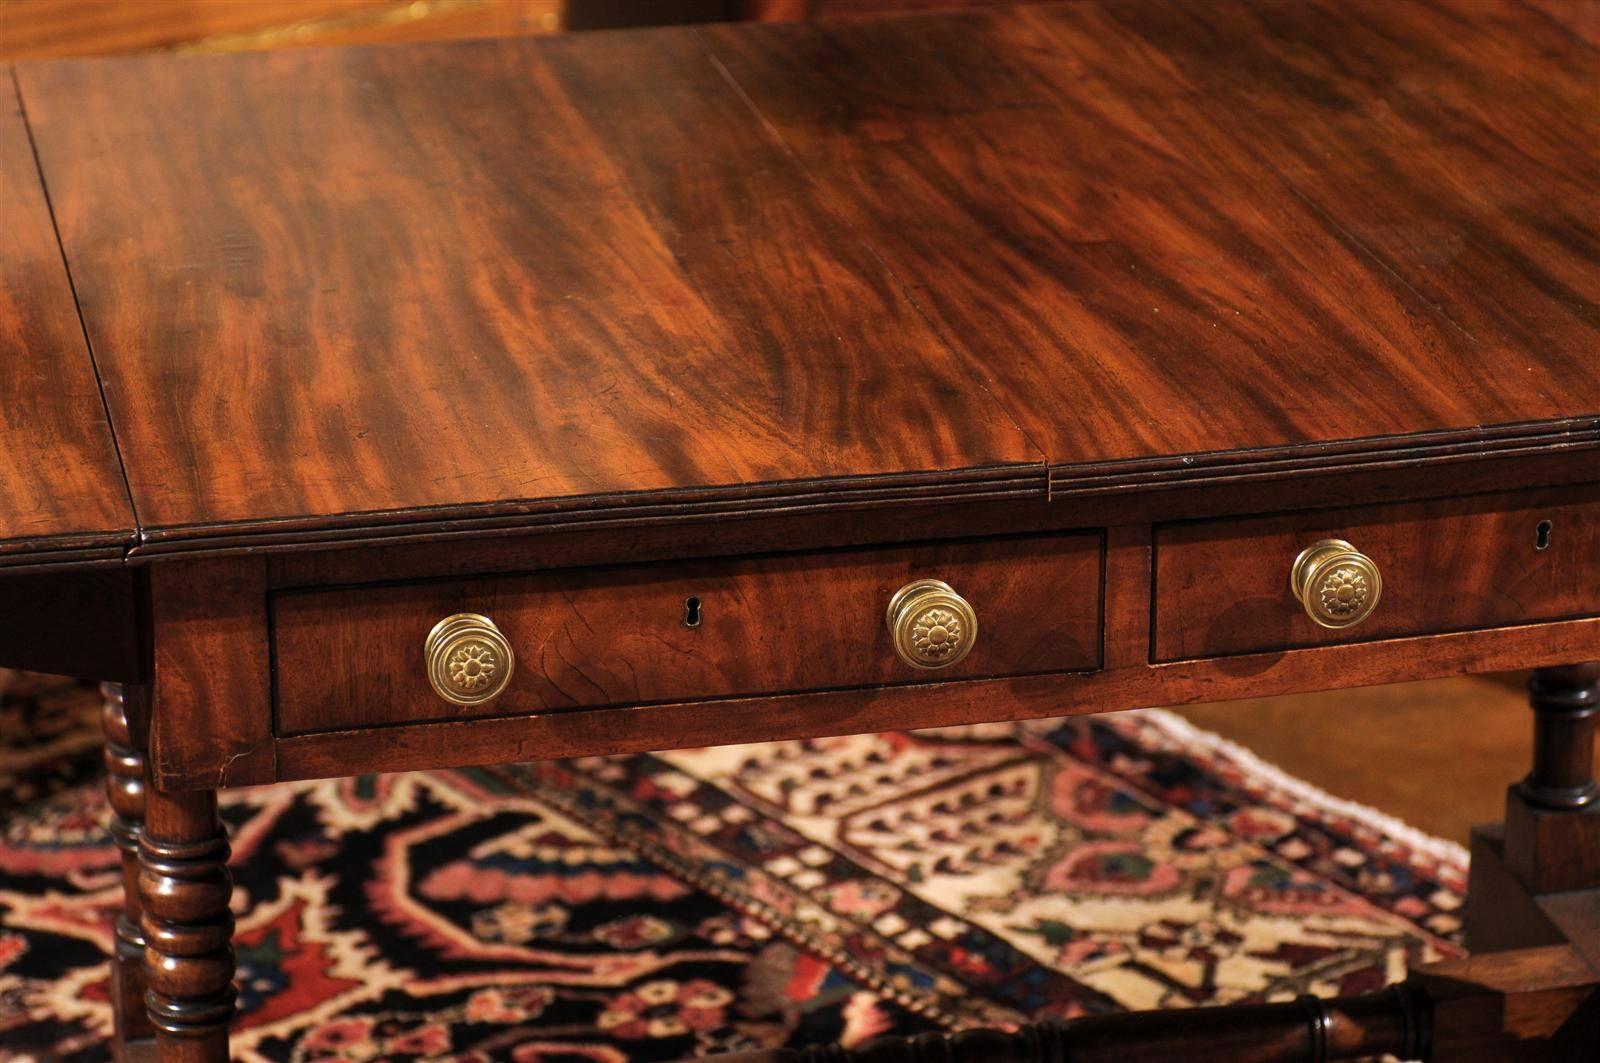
[4,0,1597,566]
[0,95,133,566]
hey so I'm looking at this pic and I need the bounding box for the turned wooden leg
[103,682,158,1053]
[1468,662,1600,960]
[139,781,235,1063]
[1519,663,1600,813]
[1503,663,1600,896]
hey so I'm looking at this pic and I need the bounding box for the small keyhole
[683,596,702,628]
[1535,520,1553,552]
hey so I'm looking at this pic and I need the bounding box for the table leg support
[1521,663,1600,811]
[1505,662,1600,896]
[1453,661,1600,1062]
[103,682,158,1053]
[138,783,236,1063]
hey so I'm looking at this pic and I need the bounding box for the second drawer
[1154,486,1600,661]
[273,531,1103,734]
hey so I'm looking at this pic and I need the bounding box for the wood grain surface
[8,0,1597,558]
[272,531,1102,733]
[1153,487,1600,660]
[0,72,132,567]
[14,32,1040,550]
[1519,0,1600,47]
[148,559,276,788]
[702,0,1600,487]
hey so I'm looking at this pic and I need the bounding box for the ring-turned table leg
[139,782,235,1062]
[102,682,157,1054]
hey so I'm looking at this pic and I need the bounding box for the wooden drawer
[1154,487,1600,661]
[272,532,1103,734]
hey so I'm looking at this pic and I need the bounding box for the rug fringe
[1119,708,1471,870]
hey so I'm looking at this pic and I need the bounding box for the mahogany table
[2,2,1597,1060]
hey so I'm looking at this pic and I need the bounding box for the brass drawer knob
[887,579,978,670]
[425,613,515,706]
[1290,539,1383,629]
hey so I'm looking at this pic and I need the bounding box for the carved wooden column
[139,783,235,1063]
[102,682,157,1051]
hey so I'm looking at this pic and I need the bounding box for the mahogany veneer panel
[272,531,1102,734]
[1521,0,1600,47]
[0,73,132,568]
[13,36,1040,547]
[701,0,1600,490]
[1154,488,1600,662]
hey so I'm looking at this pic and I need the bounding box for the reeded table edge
[1049,417,1600,497]
[127,464,1050,559]
[83,414,1597,564]
[1,417,1592,571]
[0,529,136,573]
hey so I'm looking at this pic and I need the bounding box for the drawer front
[1154,487,1600,661]
[273,532,1103,734]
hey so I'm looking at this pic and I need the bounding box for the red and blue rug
[0,672,1466,1061]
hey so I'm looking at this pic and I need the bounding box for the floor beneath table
[1170,671,1591,844]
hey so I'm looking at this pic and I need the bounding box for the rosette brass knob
[887,579,978,670]
[425,613,515,706]
[1290,539,1383,630]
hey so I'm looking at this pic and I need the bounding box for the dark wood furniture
[2,2,1596,1059]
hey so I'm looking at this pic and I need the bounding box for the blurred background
[0,0,1017,56]
[1,0,1595,59]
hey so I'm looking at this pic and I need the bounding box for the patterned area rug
[0,672,1467,1061]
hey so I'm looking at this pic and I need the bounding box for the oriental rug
[0,672,1467,1062]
